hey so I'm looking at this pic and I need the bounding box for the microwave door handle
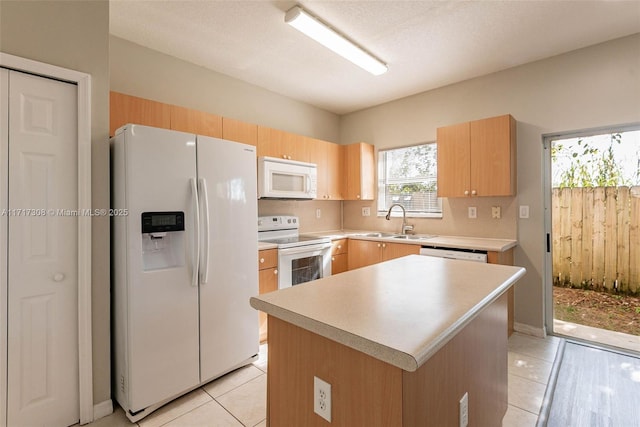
[306,174,311,194]
[191,178,200,287]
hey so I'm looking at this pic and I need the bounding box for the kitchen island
[250,255,525,426]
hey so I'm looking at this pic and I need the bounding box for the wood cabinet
[488,248,515,336]
[110,91,223,138]
[257,126,310,162]
[258,249,278,342]
[222,117,257,146]
[169,104,222,138]
[347,239,419,270]
[110,91,170,136]
[331,239,348,275]
[309,138,344,200]
[437,114,516,197]
[344,142,375,200]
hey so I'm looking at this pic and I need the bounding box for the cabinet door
[382,242,420,261]
[344,142,375,200]
[347,239,381,270]
[110,91,170,136]
[170,105,222,138]
[258,267,278,342]
[327,142,344,200]
[331,254,348,275]
[222,117,257,146]
[469,114,515,196]
[436,121,470,198]
[308,137,329,199]
[257,126,309,162]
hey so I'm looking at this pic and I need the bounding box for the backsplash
[258,199,342,233]
[342,197,518,239]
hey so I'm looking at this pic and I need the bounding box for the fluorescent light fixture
[285,6,388,76]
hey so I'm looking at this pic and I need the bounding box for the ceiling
[110,1,640,115]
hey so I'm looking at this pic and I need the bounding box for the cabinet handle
[337,245,342,249]
[377,243,381,248]
[274,269,278,275]
[471,190,477,196]
[357,195,361,199]
[260,258,265,263]
[464,190,469,196]
[332,256,335,261]
[327,195,331,199]
[382,243,386,248]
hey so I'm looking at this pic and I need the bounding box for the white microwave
[257,156,317,199]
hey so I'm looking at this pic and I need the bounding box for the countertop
[304,229,517,252]
[250,255,525,371]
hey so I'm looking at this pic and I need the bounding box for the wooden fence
[552,186,640,294]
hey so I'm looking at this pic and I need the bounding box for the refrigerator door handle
[198,177,210,285]
[191,178,200,287]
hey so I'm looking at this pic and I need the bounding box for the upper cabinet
[309,137,344,200]
[344,142,375,201]
[257,126,310,162]
[437,114,516,198]
[110,92,223,139]
[169,105,222,138]
[222,117,257,146]
[110,91,170,136]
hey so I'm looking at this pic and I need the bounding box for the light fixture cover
[285,6,388,76]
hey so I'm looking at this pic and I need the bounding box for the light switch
[519,205,530,219]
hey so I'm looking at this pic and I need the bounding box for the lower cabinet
[347,239,420,270]
[488,248,516,336]
[258,249,278,342]
[331,238,348,275]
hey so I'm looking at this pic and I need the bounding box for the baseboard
[514,322,546,338]
[92,399,113,422]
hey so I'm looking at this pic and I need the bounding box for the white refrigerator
[111,124,259,422]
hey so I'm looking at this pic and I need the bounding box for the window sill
[377,212,442,219]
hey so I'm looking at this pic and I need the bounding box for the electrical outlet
[362,207,370,217]
[316,208,321,219]
[492,206,501,219]
[519,205,530,219]
[459,392,469,427]
[314,376,332,422]
[468,207,477,219]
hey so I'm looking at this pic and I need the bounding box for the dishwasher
[419,246,487,263]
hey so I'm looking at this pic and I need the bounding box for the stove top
[257,215,330,249]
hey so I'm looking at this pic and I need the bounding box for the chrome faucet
[385,203,414,235]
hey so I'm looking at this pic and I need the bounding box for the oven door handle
[278,243,331,256]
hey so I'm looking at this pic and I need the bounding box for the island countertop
[250,255,525,372]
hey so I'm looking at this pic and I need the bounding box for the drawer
[258,248,278,270]
[332,238,347,255]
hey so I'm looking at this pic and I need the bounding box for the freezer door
[115,125,201,412]
[196,135,259,382]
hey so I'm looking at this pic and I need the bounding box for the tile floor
[86,333,560,427]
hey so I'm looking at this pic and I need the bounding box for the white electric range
[258,215,332,288]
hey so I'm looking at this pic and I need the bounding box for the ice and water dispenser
[141,211,186,270]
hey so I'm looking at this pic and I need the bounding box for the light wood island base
[266,292,508,426]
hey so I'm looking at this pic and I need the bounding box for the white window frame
[377,142,442,218]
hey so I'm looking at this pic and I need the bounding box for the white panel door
[197,136,259,382]
[6,70,79,427]
[0,68,9,427]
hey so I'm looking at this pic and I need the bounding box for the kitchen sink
[361,232,397,238]
[392,234,437,240]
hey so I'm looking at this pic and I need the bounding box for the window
[377,143,442,218]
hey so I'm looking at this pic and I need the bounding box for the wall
[0,0,111,408]
[110,36,340,143]
[340,34,640,332]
